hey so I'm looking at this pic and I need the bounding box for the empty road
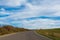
[0,31,52,40]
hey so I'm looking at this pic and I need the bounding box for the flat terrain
[36,28,60,40]
[0,31,52,40]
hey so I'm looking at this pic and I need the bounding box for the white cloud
[0,0,27,7]
[20,19,60,29]
[0,8,9,15]
[0,0,60,29]
[0,0,60,17]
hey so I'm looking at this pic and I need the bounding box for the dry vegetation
[36,28,60,40]
[0,25,29,35]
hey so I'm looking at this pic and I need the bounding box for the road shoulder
[34,31,52,40]
[0,33,17,38]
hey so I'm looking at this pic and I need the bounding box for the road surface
[0,31,52,40]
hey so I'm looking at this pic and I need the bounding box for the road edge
[0,33,17,38]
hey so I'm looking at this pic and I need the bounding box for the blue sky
[0,0,60,29]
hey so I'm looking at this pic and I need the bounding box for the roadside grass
[36,28,60,40]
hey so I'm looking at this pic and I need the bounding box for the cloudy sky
[0,0,60,29]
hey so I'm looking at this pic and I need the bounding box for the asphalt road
[0,31,52,40]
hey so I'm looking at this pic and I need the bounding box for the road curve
[0,31,52,40]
